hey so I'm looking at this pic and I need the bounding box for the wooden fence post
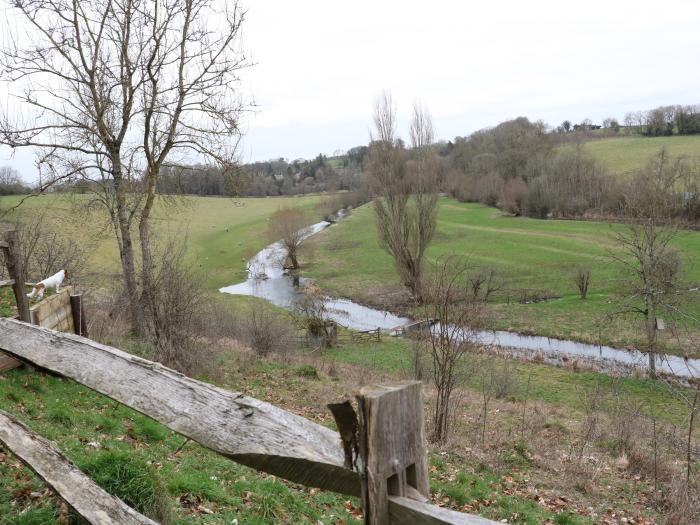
[357,382,430,525]
[3,230,30,323]
[70,293,88,337]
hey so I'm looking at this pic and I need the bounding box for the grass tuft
[78,452,173,524]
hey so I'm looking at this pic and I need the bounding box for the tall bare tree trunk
[113,163,144,335]
[138,169,163,350]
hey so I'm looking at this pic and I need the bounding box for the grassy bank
[303,199,700,355]
[0,335,681,524]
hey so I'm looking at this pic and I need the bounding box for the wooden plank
[0,240,8,248]
[4,230,30,322]
[358,382,430,524]
[0,317,359,496]
[0,353,21,372]
[0,279,15,287]
[0,409,158,525]
[388,496,502,525]
[30,287,75,333]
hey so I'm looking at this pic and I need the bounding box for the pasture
[580,135,700,176]
[0,194,321,289]
[303,199,700,354]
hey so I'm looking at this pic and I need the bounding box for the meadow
[0,192,696,524]
[0,193,321,289]
[579,135,700,176]
[4,192,700,354]
[303,199,700,355]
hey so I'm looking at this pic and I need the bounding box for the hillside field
[579,135,700,176]
[0,194,321,290]
[303,199,700,355]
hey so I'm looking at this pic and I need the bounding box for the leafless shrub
[664,474,700,525]
[409,338,430,381]
[574,384,607,463]
[293,286,338,350]
[574,266,591,300]
[144,237,212,374]
[469,267,504,302]
[499,177,529,216]
[1,213,90,284]
[626,447,672,483]
[420,255,484,443]
[268,207,312,270]
[240,300,296,358]
[490,361,518,400]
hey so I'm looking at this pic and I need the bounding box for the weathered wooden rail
[0,318,503,525]
[0,410,157,524]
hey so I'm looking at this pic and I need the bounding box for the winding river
[220,219,700,380]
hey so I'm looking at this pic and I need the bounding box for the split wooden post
[2,230,30,323]
[357,381,430,525]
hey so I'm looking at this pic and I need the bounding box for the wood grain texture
[359,382,430,524]
[30,287,75,332]
[0,279,15,287]
[0,353,21,372]
[0,409,158,525]
[70,294,88,336]
[0,318,360,496]
[388,496,502,525]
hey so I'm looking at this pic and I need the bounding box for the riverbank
[219,213,700,381]
[301,199,700,359]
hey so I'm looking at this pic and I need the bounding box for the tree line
[445,117,700,222]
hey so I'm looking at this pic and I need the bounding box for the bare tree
[268,207,311,270]
[574,266,591,300]
[0,0,249,334]
[420,256,483,443]
[469,267,503,302]
[609,152,687,378]
[369,93,437,302]
[0,166,29,195]
[0,213,90,284]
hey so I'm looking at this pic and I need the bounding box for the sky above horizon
[2,0,700,181]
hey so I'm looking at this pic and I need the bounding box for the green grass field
[578,135,700,176]
[0,192,690,524]
[0,194,321,289]
[3,192,700,353]
[303,199,700,354]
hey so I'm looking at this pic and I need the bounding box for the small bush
[78,452,173,524]
[295,364,319,380]
[242,301,296,358]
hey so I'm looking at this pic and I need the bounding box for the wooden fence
[348,327,382,344]
[0,229,87,372]
[0,318,502,525]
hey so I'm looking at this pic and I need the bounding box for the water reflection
[220,220,700,379]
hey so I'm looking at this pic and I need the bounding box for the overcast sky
[2,0,700,180]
